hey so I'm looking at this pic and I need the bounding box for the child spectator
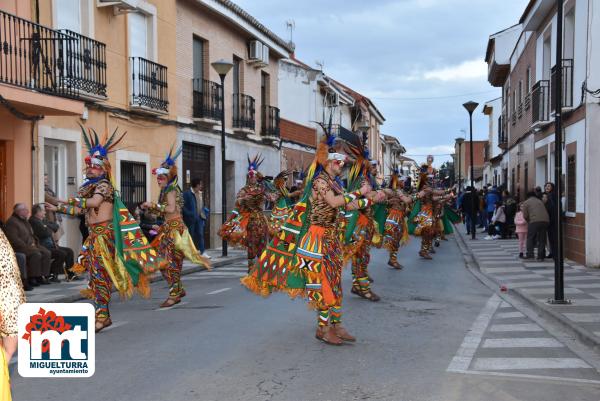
[514,203,528,258]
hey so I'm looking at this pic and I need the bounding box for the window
[526,67,532,93]
[54,0,82,32]
[193,36,206,81]
[261,71,270,107]
[543,32,552,80]
[564,8,575,60]
[232,56,242,94]
[567,155,576,213]
[120,161,147,213]
[511,168,515,194]
[129,12,151,60]
[518,81,523,104]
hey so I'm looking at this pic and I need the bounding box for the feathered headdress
[339,129,371,191]
[153,144,182,181]
[389,164,401,190]
[417,163,432,191]
[247,154,264,180]
[80,124,127,179]
[273,169,292,198]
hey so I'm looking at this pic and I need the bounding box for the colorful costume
[267,170,293,237]
[0,228,25,401]
[148,147,209,303]
[383,167,410,268]
[242,126,373,344]
[219,155,272,268]
[58,126,164,328]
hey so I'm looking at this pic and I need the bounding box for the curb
[453,225,600,351]
[45,254,247,304]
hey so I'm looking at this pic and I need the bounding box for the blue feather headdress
[153,144,182,179]
[247,154,264,179]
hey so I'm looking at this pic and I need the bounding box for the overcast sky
[235,0,530,166]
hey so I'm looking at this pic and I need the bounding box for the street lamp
[463,101,478,240]
[550,0,567,304]
[212,59,234,257]
[455,137,464,192]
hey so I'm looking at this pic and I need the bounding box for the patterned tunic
[0,229,26,337]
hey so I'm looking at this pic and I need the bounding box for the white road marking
[484,268,533,274]
[489,323,544,332]
[495,311,525,319]
[505,281,554,288]
[482,338,564,348]
[207,287,231,295]
[473,358,591,370]
[522,287,583,295]
[448,369,600,386]
[499,301,512,308]
[568,283,600,289]
[493,274,543,281]
[538,298,600,306]
[447,294,501,372]
[562,313,600,323]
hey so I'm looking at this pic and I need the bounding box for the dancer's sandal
[388,261,403,270]
[419,251,433,260]
[160,296,181,308]
[315,326,343,346]
[332,324,356,342]
[95,317,112,333]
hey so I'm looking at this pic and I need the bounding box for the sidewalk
[24,248,246,304]
[455,226,600,350]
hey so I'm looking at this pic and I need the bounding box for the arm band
[356,198,372,209]
[68,197,87,209]
[57,204,77,216]
[343,190,362,204]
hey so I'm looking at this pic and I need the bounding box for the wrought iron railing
[232,93,255,130]
[261,105,280,137]
[0,10,107,100]
[192,78,222,120]
[551,58,573,111]
[532,80,550,125]
[130,56,168,112]
[60,29,106,98]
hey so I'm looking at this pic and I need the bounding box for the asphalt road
[11,235,600,401]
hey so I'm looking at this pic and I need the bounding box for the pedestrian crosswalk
[448,294,600,384]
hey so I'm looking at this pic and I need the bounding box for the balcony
[232,93,255,132]
[551,59,574,112]
[192,78,222,124]
[261,105,280,138]
[129,56,168,114]
[0,10,107,101]
[524,92,531,111]
[531,80,550,127]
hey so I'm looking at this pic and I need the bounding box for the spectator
[485,201,506,240]
[521,191,550,260]
[183,178,210,259]
[544,182,558,260]
[3,203,51,286]
[0,220,31,291]
[29,204,76,282]
[503,190,517,238]
[43,173,63,242]
[478,189,487,231]
[485,185,501,225]
[136,203,161,242]
[460,186,479,235]
[534,186,544,199]
[514,203,528,258]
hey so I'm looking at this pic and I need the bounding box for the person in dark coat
[3,203,51,286]
[460,186,479,235]
[182,178,210,258]
[544,182,558,259]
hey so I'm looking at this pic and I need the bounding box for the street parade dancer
[46,125,166,332]
[141,146,210,308]
[0,227,25,401]
[344,134,387,302]
[267,169,294,238]
[382,165,413,269]
[408,158,455,260]
[241,126,383,345]
[219,155,277,271]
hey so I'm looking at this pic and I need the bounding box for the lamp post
[455,137,465,192]
[211,59,234,257]
[463,101,479,240]
[551,0,567,304]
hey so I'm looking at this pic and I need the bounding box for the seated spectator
[0,220,31,291]
[485,201,506,240]
[29,204,76,282]
[135,203,161,242]
[4,203,51,286]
